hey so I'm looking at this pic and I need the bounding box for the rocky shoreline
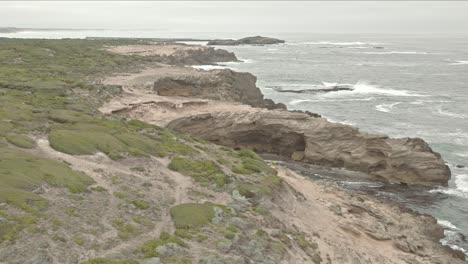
[100,41,465,262]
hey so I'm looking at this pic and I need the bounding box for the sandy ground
[106,44,206,57]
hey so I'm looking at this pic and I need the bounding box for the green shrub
[175,229,193,239]
[140,232,186,258]
[131,200,150,210]
[5,134,35,149]
[237,149,261,160]
[168,157,227,187]
[112,219,136,240]
[224,231,236,240]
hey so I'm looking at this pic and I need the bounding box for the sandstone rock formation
[207,36,285,46]
[167,110,451,186]
[153,69,286,110]
[107,43,238,65]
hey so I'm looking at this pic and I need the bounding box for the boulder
[207,36,285,46]
[167,110,451,186]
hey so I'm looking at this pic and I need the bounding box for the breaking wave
[448,60,468,65]
[375,102,401,113]
[192,65,228,70]
[359,51,429,55]
[320,81,422,98]
[435,105,466,119]
[292,41,382,46]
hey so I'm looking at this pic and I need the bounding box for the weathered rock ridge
[167,110,451,186]
[107,43,238,65]
[207,36,285,46]
[153,69,286,110]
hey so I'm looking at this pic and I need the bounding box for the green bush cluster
[168,157,227,187]
[231,149,276,176]
[140,232,187,258]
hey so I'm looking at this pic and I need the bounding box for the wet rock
[456,164,465,168]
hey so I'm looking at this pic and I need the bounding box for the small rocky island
[207,36,285,46]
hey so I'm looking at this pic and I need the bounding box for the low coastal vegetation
[0,38,321,263]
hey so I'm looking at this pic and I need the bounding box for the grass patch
[5,134,36,149]
[48,121,196,160]
[0,210,38,242]
[0,146,93,208]
[131,200,150,210]
[112,219,137,239]
[168,157,227,187]
[170,202,224,229]
[175,229,193,239]
[140,232,187,258]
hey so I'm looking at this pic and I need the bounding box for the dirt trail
[273,166,464,264]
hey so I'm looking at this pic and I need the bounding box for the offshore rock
[207,36,285,46]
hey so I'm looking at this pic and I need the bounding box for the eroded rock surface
[153,69,286,109]
[167,110,450,186]
[107,43,238,65]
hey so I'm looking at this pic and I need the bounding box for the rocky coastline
[99,42,465,263]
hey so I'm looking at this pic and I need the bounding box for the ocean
[2,30,468,255]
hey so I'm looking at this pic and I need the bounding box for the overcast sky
[2,1,468,34]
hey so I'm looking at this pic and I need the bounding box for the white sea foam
[456,152,468,158]
[455,174,468,193]
[288,97,375,105]
[428,187,467,198]
[375,102,401,113]
[359,51,429,55]
[320,81,422,98]
[449,60,468,65]
[296,41,382,46]
[438,219,459,230]
[192,65,228,70]
[429,174,468,197]
[435,105,466,119]
[440,230,467,255]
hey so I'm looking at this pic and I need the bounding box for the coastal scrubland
[0,38,320,264]
[0,38,464,264]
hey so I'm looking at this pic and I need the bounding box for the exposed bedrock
[167,110,451,186]
[159,46,238,65]
[207,36,285,46]
[153,69,287,110]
